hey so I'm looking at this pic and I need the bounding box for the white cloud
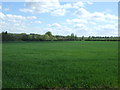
[74,8,117,22]
[0,12,43,33]
[0,12,5,19]
[3,8,10,11]
[6,14,26,21]
[93,23,118,36]
[19,1,85,16]
[72,1,85,8]
[61,3,73,9]
[48,23,61,27]
[51,9,66,16]
[14,23,20,26]
[19,8,33,13]
[45,6,118,36]
[97,23,117,30]
[0,12,38,33]
[45,25,73,35]
[90,12,118,23]
[0,5,2,10]
[0,13,37,21]
[20,0,61,14]
[65,6,118,36]
[74,24,85,28]
[26,16,37,19]
[67,18,87,24]
[74,8,90,18]
[34,21,42,24]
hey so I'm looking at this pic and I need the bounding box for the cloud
[74,8,90,18]
[48,23,61,27]
[26,16,37,19]
[19,8,33,13]
[0,12,38,33]
[19,1,85,16]
[3,8,10,11]
[34,21,42,24]
[0,5,2,10]
[0,12,5,19]
[46,22,75,35]
[61,3,73,9]
[12,8,118,36]
[93,23,118,36]
[0,12,37,21]
[51,9,66,16]
[72,1,85,8]
[20,0,61,14]
[74,8,117,22]
[74,24,86,29]
[65,6,118,36]
[67,18,87,24]
[45,25,73,35]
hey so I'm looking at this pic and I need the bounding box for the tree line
[0,31,119,41]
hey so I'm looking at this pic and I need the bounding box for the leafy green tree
[82,36,84,41]
[71,33,75,40]
[45,31,52,36]
[1,31,119,41]
[20,33,29,41]
[45,31,54,41]
[74,35,78,40]
[2,32,14,41]
[43,34,50,40]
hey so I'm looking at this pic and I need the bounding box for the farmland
[2,41,118,88]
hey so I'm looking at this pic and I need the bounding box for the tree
[71,33,75,40]
[20,33,29,41]
[2,31,14,41]
[45,31,55,41]
[74,35,78,40]
[43,34,50,40]
[45,31,52,36]
[30,33,35,40]
[82,36,84,41]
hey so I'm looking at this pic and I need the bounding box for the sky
[0,0,118,36]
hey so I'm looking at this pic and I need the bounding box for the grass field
[2,41,118,88]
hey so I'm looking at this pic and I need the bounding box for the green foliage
[2,41,118,88]
[1,31,119,41]
[45,31,52,36]
[43,34,50,40]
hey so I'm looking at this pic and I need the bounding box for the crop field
[2,41,118,88]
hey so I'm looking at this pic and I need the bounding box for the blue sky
[0,1,118,36]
